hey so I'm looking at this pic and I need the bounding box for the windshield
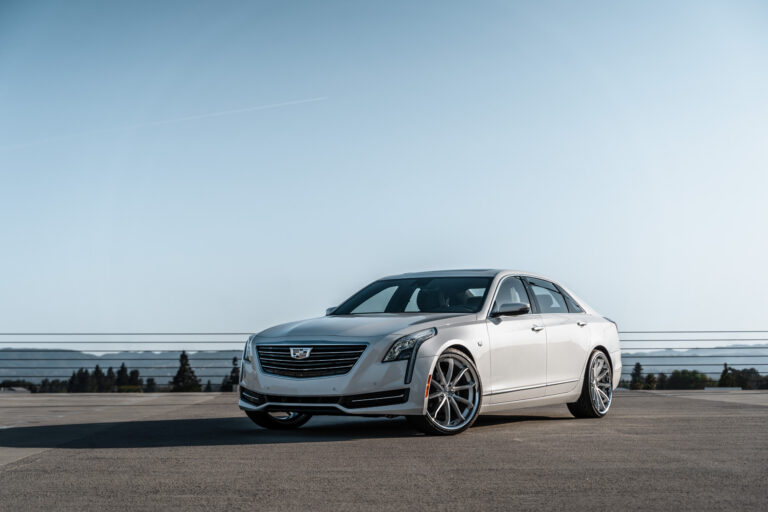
[332,277,493,315]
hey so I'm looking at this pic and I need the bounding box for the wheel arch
[418,337,486,393]
[593,344,613,370]
[445,343,475,363]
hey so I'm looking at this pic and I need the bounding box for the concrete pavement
[0,390,766,511]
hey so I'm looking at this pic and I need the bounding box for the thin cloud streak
[0,97,328,152]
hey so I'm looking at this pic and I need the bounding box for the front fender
[415,325,490,395]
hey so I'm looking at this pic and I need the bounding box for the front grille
[256,344,367,378]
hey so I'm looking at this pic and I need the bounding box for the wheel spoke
[436,364,447,386]
[444,396,451,424]
[451,367,468,386]
[593,359,603,375]
[428,391,442,399]
[449,397,465,421]
[433,396,448,418]
[444,358,455,385]
[453,395,474,408]
[452,383,475,391]
[597,387,610,404]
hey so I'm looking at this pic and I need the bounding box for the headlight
[243,335,255,363]
[382,328,437,362]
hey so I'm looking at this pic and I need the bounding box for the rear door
[486,276,547,403]
[525,277,589,396]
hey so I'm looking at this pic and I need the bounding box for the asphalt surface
[0,390,766,511]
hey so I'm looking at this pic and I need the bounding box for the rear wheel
[567,350,613,418]
[407,348,482,435]
[245,410,312,430]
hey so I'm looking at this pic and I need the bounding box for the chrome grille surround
[256,344,367,378]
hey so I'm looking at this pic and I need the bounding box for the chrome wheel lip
[426,354,479,431]
[588,352,612,415]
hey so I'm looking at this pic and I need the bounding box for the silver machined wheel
[426,353,480,431]
[589,351,613,414]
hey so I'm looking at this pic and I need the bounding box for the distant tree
[116,363,130,387]
[667,369,712,390]
[719,364,765,390]
[657,372,668,390]
[718,363,733,387]
[73,368,91,392]
[230,357,240,386]
[67,371,76,392]
[171,351,201,392]
[104,367,116,391]
[220,357,240,392]
[92,365,106,392]
[643,373,657,390]
[128,369,142,387]
[204,380,213,392]
[40,379,67,393]
[144,378,156,393]
[630,363,643,390]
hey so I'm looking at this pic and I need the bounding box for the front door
[486,276,547,403]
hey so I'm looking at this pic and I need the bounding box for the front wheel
[246,410,312,430]
[567,350,613,418]
[407,348,482,435]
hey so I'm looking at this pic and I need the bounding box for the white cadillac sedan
[239,269,621,435]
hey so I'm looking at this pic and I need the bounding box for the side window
[560,289,584,313]
[351,286,396,313]
[492,277,531,312]
[404,288,420,312]
[527,278,568,314]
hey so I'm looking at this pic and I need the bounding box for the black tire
[406,348,482,436]
[245,410,312,430]
[567,349,613,419]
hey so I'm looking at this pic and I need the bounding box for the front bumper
[239,341,433,416]
[240,386,411,415]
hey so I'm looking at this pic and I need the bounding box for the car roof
[380,269,534,279]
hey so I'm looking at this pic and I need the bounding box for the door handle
[577,321,587,327]
[531,325,544,332]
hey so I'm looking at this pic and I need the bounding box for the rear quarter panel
[587,317,622,388]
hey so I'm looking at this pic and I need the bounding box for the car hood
[256,313,474,339]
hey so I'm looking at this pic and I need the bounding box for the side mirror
[325,307,337,316]
[490,302,530,317]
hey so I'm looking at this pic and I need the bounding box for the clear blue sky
[1,0,767,334]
